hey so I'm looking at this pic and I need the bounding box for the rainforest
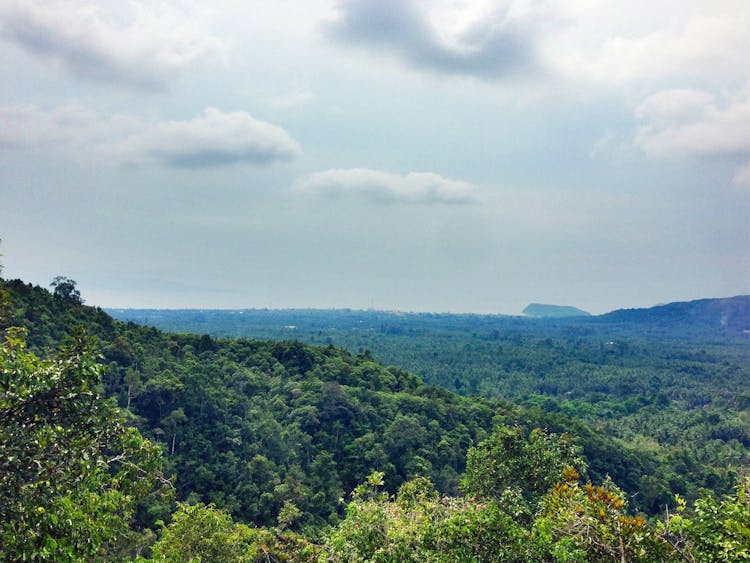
[1,277,748,561]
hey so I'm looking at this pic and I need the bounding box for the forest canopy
[1,276,748,560]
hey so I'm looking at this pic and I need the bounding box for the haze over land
[1,0,749,314]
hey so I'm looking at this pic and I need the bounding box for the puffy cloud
[323,1,749,90]
[114,108,301,168]
[0,0,222,90]
[325,0,545,79]
[0,105,300,169]
[295,168,477,204]
[548,2,750,89]
[635,87,750,186]
[635,89,750,158]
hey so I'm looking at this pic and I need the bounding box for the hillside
[106,293,750,517]
[598,295,750,334]
[1,279,498,530]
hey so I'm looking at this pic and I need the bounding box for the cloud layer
[0,104,96,146]
[295,168,477,204]
[0,0,222,90]
[325,0,542,79]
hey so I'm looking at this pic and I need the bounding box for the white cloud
[635,88,750,158]
[0,0,223,90]
[0,104,300,169]
[295,168,477,204]
[635,87,750,186]
[548,2,750,90]
[114,108,301,168]
[634,89,715,124]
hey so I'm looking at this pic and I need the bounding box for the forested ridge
[2,277,749,561]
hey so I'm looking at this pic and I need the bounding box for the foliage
[50,276,83,305]
[1,278,499,531]
[326,441,750,563]
[663,477,750,562]
[533,476,675,562]
[461,425,585,510]
[150,502,323,562]
[150,503,255,561]
[327,473,528,562]
[327,473,750,563]
[0,326,169,560]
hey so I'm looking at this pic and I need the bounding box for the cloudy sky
[1,0,748,314]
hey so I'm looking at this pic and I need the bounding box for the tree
[327,473,529,562]
[533,475,676,562]
[151,503,255,562]
[151,503,323,562]
[664,478,750,562]
[0,327,169,560]
[461,425,585,511]
[50,276,83,304]
[161,408,188,455]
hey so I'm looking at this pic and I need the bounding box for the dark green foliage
[123,337,497,529]
[0,327,168,560]
[2,278,116,351]
[50,276,83,305]
[1,279,499,531]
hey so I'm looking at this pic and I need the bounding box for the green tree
[461,425,585,510]
[327,472,529,562]
[161,407,188,455]
[533,475,676,562]
[151,503,255,562]
[151,502,323,562]
[0,327,169,560]
[664,477,750,562]
[50,276,82,304]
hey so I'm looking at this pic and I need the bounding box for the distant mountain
[522,303,591,318]
[598,295,750,334]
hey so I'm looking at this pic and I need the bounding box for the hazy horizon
[2,1,748,316]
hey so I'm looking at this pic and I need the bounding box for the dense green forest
[2,277,749,561]
[111,299,750,514]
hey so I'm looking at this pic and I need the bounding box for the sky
[0,0,748,315]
